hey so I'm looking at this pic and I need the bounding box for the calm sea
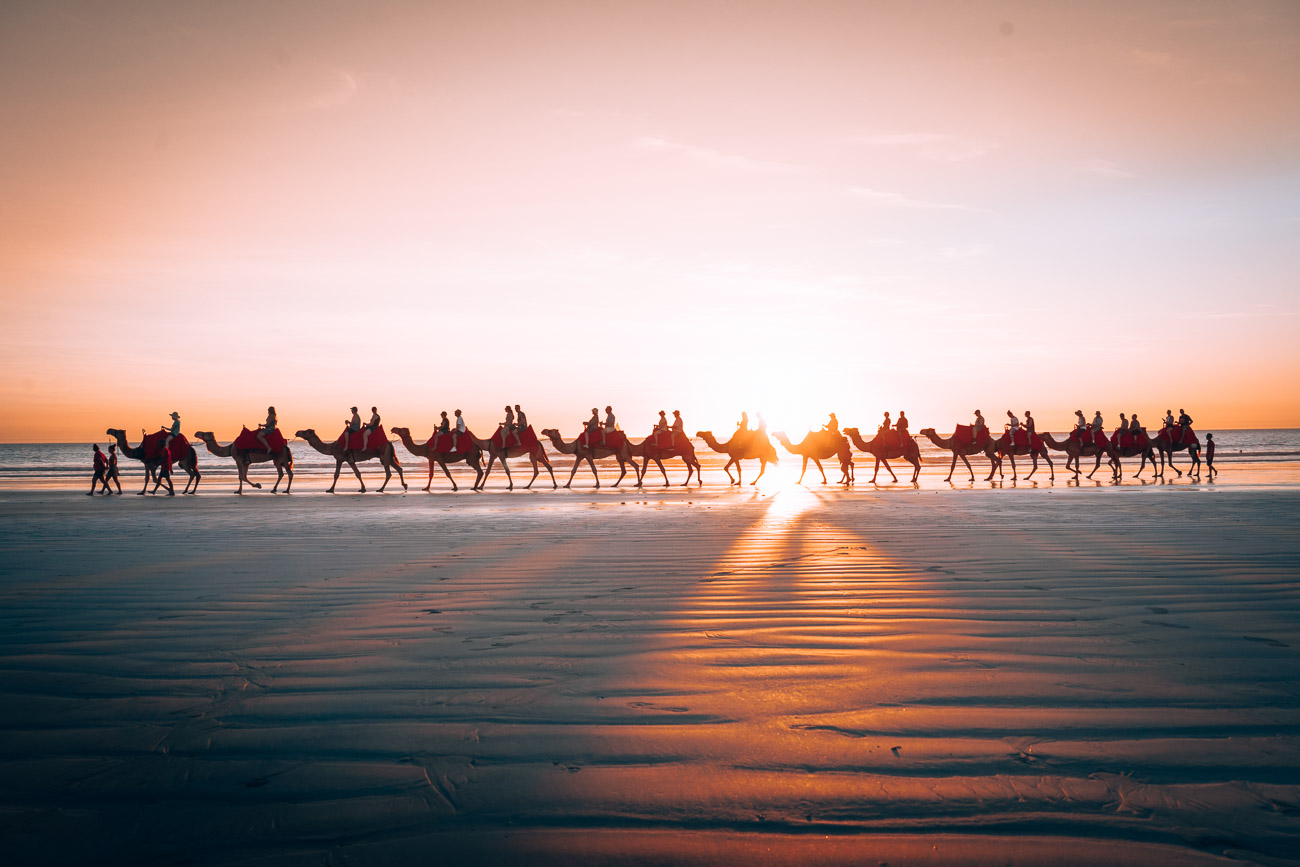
[3,429,1295,492]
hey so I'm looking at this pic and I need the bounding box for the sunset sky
[2,0,1298,442]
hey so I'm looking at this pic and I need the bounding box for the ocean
[3,429,1294,492]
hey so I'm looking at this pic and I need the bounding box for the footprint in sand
[1142,619,1189,629]
[627,701,689,713]
[1243,635,1290,648]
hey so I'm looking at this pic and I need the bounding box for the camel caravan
[96,405,1205,495]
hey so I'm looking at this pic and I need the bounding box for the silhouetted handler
[89,444,107,495]
[156,442,175,496]
[1205,433,1217,478]
[105,443,122,494]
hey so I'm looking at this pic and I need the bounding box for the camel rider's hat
[169,411,180,419]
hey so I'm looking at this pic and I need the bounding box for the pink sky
[2,1,1298,441]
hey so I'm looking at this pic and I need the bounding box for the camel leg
[541,455,556,489]
[797,457,808,484]
[750,460,767,485]
[613,459,627,487]
[653,458,669,486]
[563,456,583,488]
[814,458,827,485]
[1008,453,1017,482]
[587,457,600,487]
[349,458,366,492]
[881,456,897,482]
[392,457,407,491]
[503,456,516,491]
[379,459,393,492]
[423,459,436,492]
[871,456,881,483]
[483,453,498,487]
[440,460,457,492]
[909,456,920,483]
[960,454,974,482]
[944,453,958,483]
[723,459,737,485]
[1086,452,1104,479]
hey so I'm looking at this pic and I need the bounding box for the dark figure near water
[88,444,108,495]
[1205,433,1217,478]
[156,442,175,496]
[105,443,122,494]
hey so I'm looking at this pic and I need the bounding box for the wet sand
[1,486,1298,865]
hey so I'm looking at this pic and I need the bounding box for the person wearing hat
[1074,410,1088,440]
[585,408,603,448]
[1091,410,1105,437]
[1005,410,1020,442]
[972,409,986,439]
[654,410,670,446]
[671,410,685,445]
[162,411,181,451]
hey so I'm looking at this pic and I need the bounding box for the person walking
[1205,433,1217,478]
[89,444,108,496]
[105,443,122,494]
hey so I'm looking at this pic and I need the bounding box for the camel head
[193,431,214,441]
[919,428,937,438]
[391,426,409,437]
[540,428,561,440]
[295,429,316,440]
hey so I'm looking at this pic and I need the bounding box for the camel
[918,427,1003,483]
[991,430,1055,482]
[478,426,558,491]
[844,427,922,483]
[773,429,844,484]
[295,428,407,493]
[193,430,293,494]
[391,427,484,492]
[1039,432,1120,480]
[1109,437,1164,479]
[696,430,779,486]
[632,432,702,486]
[1151,426,1202,477]
[106,428,200,495]
[540,429,642,488]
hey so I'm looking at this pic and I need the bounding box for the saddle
[580,429,626,450]
[233,426,287,453]
[142,431,189,462]
[338,425,386,451]
[489,425,537,450]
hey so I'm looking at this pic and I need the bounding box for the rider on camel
[1005,410,1020,442]
[1024,410,1035,436]
[603,406,618,446]
[1178,408,1194,442]
[879,411,891,437]
[256,406,277,453]
[162,411,181,451]
[502,405,518,447]
[1074,410,1088,440]
[824,412,840,438]
[514,405,528,445]
[450,409,466,452]
[896,411,909,440]
[973,409,987,440]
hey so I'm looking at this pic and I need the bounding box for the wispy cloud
[633,137,810,174]
[1074,158,1135,179]
[1130,48,1176,69]
[853,132,999,162]
[847,186,989,213]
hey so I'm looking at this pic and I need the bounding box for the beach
[2,484,1297,865]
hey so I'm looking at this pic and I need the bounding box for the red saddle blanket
[579,429,626,450]
[337,425,386,451]
[1157,426,1198,446]
[644,430,690,451]
[142,432,189,463]
[488,425,538,451]
[427,429,477,453]
[875,429,901,449]
[1069,429,1110,448]
[233,427,287,453]
[1110,429,1149,450]
[952,425,990,448]
[999,429,1043,451]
